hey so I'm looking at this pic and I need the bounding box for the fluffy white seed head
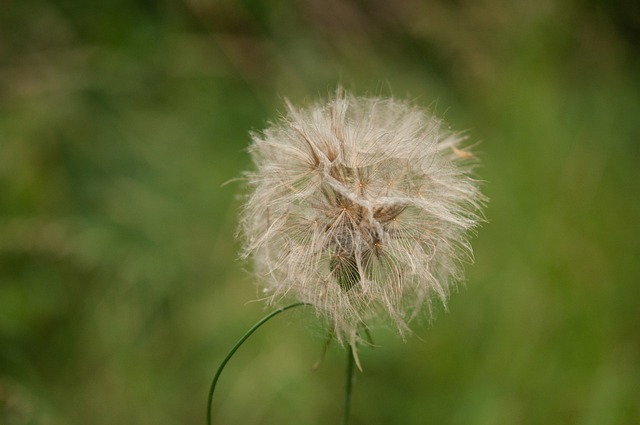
[240,89,485,344]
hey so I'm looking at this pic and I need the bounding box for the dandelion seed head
[240,88,485,343]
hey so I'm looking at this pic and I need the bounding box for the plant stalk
[206,302,309,425]
[342,343,357,425]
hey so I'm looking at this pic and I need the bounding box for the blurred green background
[1,1,639,424]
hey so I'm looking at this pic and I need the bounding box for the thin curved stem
[207,302,309,425]
[342,343,356,425]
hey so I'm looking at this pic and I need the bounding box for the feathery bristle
[240,89,486,343]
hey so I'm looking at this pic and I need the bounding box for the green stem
[206,302,309,425]
[342,343,356,425]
